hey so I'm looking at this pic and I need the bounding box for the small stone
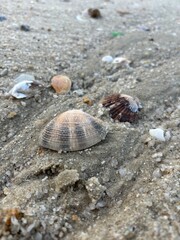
[152,152,163,159]
[21,101,27,106]
[102,55,113,63]
[0,68,8,77]
[20,24,30,31]
[59,232,64,238]
[95,200,106,208]
[111,158,118,168]
[1,136,7,142]
[73,89,84,96]
[7,111,17,119]
[12,66,19,71]
[118,167,127,177]
[165,131,171,141]
[0,16,7,22]
[34,232,43,240]
[152,168,162,178]
[54,169,79,192]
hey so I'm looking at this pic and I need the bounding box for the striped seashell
[39,109,108,152]
[102,93,142,123]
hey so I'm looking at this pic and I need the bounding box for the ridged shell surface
[102,94,142,123]
[39,110,108,152]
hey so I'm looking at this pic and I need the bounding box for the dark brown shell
[88,8,102,18]
[102,93,142,123]
[39,110,108,152]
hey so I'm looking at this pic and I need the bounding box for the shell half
[102,93,142,123]
[51,75,71,94]
[39,109,108,152]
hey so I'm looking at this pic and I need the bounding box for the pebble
[54,169,79,192]
[20,24,30,31]
[138,25,151,31]
[152,168,162,178]
[102,55,113,63]
[152,152,163,159]
[21,101,27,106]
[1,136,7,142]
[111,158,118,168]
[73,89,84,96]
[118,167,127,177]
[0,16,7,22]
[7,111,17,119]
[0,68,8,77]
[34,233,43,240]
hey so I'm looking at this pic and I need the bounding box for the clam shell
[39,110,108,152]
[51,75,71,94]
[102,93,142,123]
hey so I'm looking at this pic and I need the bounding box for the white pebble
[118,167,127,177]
[101,55,113,63]
[165,130,171,141]
[152,168,162,178]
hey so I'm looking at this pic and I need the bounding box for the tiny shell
[88,8,101,18]
[102,93,142,123]
[112,57,130,65]
[102,55,113,63]
[39,109,108,152]
[83,96,93,106]
[149,128,165,141]
[51,75,72,94]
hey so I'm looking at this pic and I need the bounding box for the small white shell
[102,56,113,63]
[112,57,130,65]
[149,128,165,141]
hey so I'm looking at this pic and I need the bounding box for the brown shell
[39,110,108,152]
[88,8,102,18]
[102,93,142,123]
[51,75,71,94]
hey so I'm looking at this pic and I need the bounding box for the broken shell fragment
[51,75,72,94]
[149,128,165,141]
[149,128,171,141]
[39,109,108,152]
[112,57,131,65]
[102,93,142,123]
[9,80,43,99]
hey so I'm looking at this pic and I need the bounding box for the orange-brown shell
[51,75,72,94]
[39,110,108,152]
[102,93,142,123]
